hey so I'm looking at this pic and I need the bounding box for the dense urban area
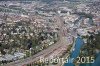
[0,0,100,66]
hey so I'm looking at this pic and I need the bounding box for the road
[4,14,70,66]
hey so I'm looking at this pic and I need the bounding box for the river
[64,36,84,66]
[64,36,100,66]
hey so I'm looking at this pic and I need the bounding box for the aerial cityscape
[0,0,100,66]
